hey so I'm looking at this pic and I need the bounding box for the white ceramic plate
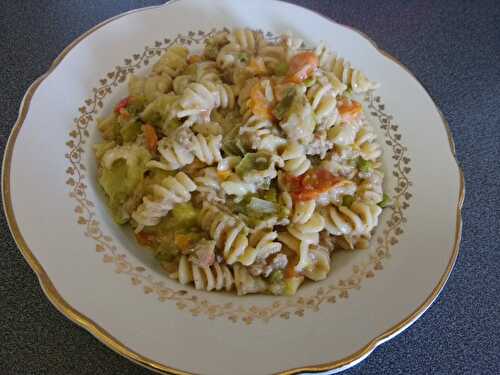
[2,0,464,374]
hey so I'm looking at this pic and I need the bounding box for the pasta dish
[94,28,387,295]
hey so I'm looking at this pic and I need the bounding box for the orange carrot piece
[285,169,343,202]
[338,100,362,121]
[286,52,318,83]
[249,82,274,120]
[143,124,158,153]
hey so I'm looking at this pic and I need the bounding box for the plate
[2,0,464,374]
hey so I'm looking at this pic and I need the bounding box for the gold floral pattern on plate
[65,29,412,323]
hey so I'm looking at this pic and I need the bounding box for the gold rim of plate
[1,1,465,374]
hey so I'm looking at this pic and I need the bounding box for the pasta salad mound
[94,28,388,296]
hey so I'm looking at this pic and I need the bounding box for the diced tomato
[143,124,158,153]
[286,52,318,83]
[188,54,203,64]
[114,96,130,114]
[338,99,362,121]
[285,169,342,201]
[249,82,274,120]
[136,231,156,247]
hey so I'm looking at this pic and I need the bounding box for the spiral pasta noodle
[330,55,378,93]
[327,122,360,147]
[200,203,257,265]
[221,174,257,198]
[280,191,316,225]
[172,61,220,95]
[128,74,172,102]
[194,167,225,204]
[177,255,235,292]
[307,79,339,130]
[357,169,384,203]
[238,230,282,266]
[280,142,311,176]
[258,44,286,68]
[303,246,331,281]
[132,172,196,229]
[153,44,189,79]
[177,81,235,123]
[354,124,382,161]
[157,131,222,170]
[239,115,286,152]
[228,28,261,52]
[283,32,304,59]
[190,133,223,165]
[157,134,194,170]
[321,201,382,237]
[279,213,325,271]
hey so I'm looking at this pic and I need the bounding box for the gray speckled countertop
[1,1,499,374]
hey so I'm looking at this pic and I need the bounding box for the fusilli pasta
[321,200,382,237]
[132,171,196,229]
[95,28,385,296]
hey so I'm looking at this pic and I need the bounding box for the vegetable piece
[204,38,219,60]
[162,118,182,134]
[235,153,270,177]
[99,161,137,224]
[283,276,304,296]
[284,169,342,201]
[261,187,278,203]
[237,52,249,63]
[274,62,289,76]
[174,232,202,253]
[171,202,198,228]
[378,193,391,208]
[155,247,179,262]
[222,125,247,156]
[303,77,315,87]
[126,95,147,115]
[141,94,179,125]
[114,96,130,114]
[342,195,355,207]
[357,157,373,172]
[143,124,158,153]
[145,168,174,186]
[217,170,232,181]
[97,115,120,141]
[120,120,141,143]
[249,82,274,120]
[272,88,295,120]
[343,88,353,98]
[287,52,318,83]
[268,269,284,283]
[187,54,203,64]
[98,145,151,224]
[338,99,362,121]
[94,141,116,160]
[248,197,278,214]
